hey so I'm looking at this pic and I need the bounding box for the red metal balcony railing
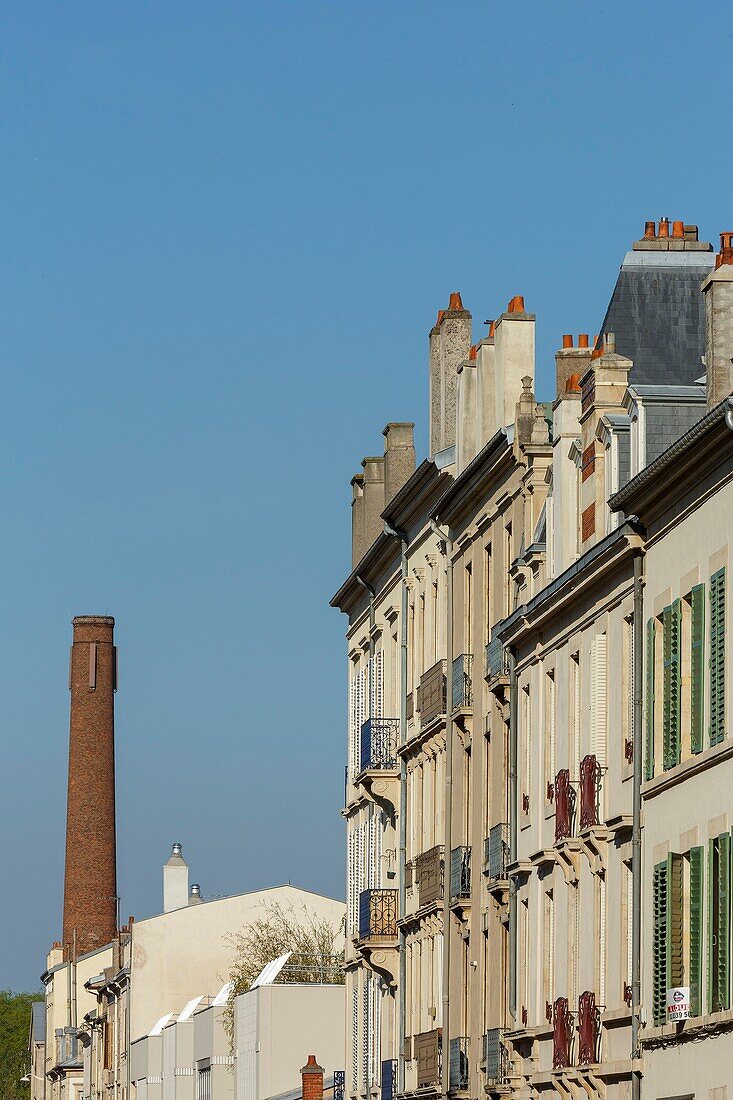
[552,997,572,1069]
[554,770,575,842]
[577,991,601,1065]
[579,754,601,830]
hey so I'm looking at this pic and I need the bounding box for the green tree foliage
[223,902,344,1049]
[0,990,43,1100]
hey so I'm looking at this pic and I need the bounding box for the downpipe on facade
[631,546,645,1100]
[430,518,453,1100]
[384,521,409,1095]
[508,647,518,1023]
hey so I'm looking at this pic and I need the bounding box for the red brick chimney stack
[300,1056,324,1100]
[62,615,118,958]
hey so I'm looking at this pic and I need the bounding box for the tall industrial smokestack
[62,615,118,958]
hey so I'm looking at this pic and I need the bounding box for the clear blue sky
[2,0,732,991]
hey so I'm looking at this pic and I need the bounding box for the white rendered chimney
[163,842,189,913]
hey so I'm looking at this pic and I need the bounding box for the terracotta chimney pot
[469,344,477,360]
[508,295,525,313]
[565,373,581,393]
[658,217,670,238]
[562,334,573,349]
[644,220,656,238]
[448,291,464,311]
[672,220,685,239]
[578,333,589,348]
[488,320,495,337]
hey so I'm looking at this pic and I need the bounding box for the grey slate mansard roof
[599,251,714,386]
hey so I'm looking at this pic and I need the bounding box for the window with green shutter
[652,860,668,1025]
[708,833,731,1013]
[690,585,705,754]
[689,846,704,1015]
[663,602,682,770]
[667,852,684,990]
[646,618,656,781]
[710,568,726,746]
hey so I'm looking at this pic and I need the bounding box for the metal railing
[552,997,574,1069]
[554,769,575,842]
[483,1029,506,1082]
[360,717,399,772]
[577,991,601,1065]
[579,754,601,830]
[276,953,344,984]
[415,845,444,907]
[485,636,508,679]
[485,823,509,880]
[452,654,473,709]
[358,888,398,941]
[449,1037,470,1089]
[333,1070,345,1100]
[450,846,471,901]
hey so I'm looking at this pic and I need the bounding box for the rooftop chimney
[702,232,733,408]
[63,616,118,958]
[493,295,535,430]
[301,1055,324,1100]
[163,843,190,913]
[429,293,472,458]
[361,455,385,552]
[350,473,365,568]
[189,883,203,905]
[382,423,416,504]
[555,334,593,399]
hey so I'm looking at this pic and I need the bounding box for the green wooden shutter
[718,833,731,1011]
[691,585,705,754]
[689,846,703,1015]
[653,860,668,1025]
[707,838,715,1014]
[646,618,656,781]
[710,568,726,746]
[667,852,684,989]
[663,602,682,770]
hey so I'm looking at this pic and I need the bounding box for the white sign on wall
[666,986,690,1022]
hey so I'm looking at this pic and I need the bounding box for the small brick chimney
[428,292,472,458]
[702,232,733,408]
[63,616,118,958]
[301,1055,324,1100]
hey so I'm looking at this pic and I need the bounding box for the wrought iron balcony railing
[485,823,509,880]
[417,660,447,725]
[552,997,574,1069]
[449,1037,470,1090]
[554,769,576,842]
[579,754,601,830]
[358,888,398,942]
[577,991,601,1065]
[450,846,471,902]
[452,653,473,710]
[415,845,444,907]
[359,717,399,773]
[483,1029,506,1083]
[415,1029,442,1088]
[485,636,508,680]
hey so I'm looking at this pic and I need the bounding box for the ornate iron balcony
[552,997,574,1069]
[359,717,399,773]
[380,1059,397,1100]
[485,823,509,880]
[483,1029,506,1083]
[485,636,508,679]
[554,769,576,842]
[579,754,601,829]
[452,653,473,710]
[450,846,471,901]
[577,991,601,1064]
[358,888,398,942]
[449,1036,470,1090]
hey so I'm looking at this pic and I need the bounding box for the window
[623,860,633,1000]
[569,653,580,782]
[505,522,513,615]
[484,544,492,643]
[710,567,726,746]
[568,883,580,1006]
[543,889,555,1008]
[708,833,730,1013]
[623,615,634,765]
[652,847,705,1025]
[521,684,531,816]
[595,875,606,1007]
[465,562,473,647]
[197,1069,211,1100]
[544,669,556,805]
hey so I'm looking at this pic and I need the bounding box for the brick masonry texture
[62,616,117,958]
[582,503,596,542]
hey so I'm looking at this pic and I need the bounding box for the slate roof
[598,251,714,386]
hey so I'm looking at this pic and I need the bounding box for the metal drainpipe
[631,550,644,1100]
[431,519,453,1100]
[508,647,518,1023]
[384,521,409,1093]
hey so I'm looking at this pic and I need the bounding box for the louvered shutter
[662,604,681,770]
[372,650,383,719]
[652,860,668,1025]
[667,852,684,989]
[710,568,726,746]
[707,838,715,1014]
[591,634,608,770]
[351,986,359,1089]
[645,619,655,780]
[349,669,358,783]
[691,585,705,753]
[347,828,357,935]
[362,975,370,1088]
[689,846,703,1016]
[718,833,731,1011]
